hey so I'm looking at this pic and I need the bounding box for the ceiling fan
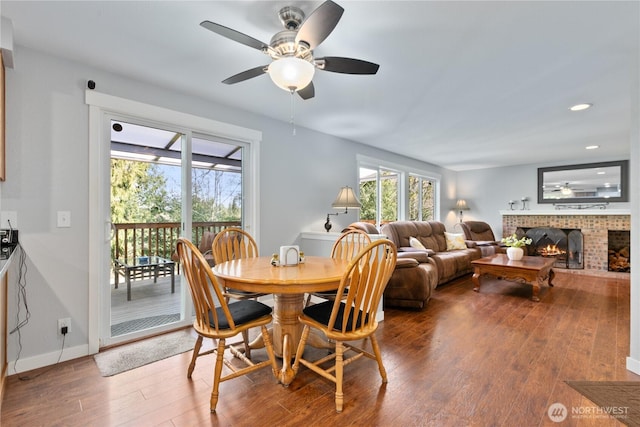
[550,182,584,195]
[200,0,379,100]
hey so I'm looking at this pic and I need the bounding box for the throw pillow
[444,232,467,251]
[409,236,426,250]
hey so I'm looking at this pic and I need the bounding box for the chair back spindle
[212,227,258,264]
[329,240,396,335]
[176,238,235,332]
[331,229,372,261]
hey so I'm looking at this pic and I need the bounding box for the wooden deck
[111,276,181,327]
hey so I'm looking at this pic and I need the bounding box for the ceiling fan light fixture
[268,57,315,92]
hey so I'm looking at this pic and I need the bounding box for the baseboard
[7,343,89,375]
[627,356,640,375]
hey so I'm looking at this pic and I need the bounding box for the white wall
[0,47,451,370]
[456,162,632,238]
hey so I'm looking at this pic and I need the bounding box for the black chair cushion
[303,301,368,331]
[209,300,272,329]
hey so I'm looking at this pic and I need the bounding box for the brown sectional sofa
[380,221,484,308]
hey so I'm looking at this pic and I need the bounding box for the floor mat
[111,313,181,336]
[94,329,195,376]
[566,380,640,426]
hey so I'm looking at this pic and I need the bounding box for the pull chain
[289,88,296,135]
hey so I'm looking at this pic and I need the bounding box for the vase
[506,247,524,261]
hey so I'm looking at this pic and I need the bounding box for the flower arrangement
[501,233,532,248]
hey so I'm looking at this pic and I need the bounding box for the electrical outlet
[58,318,71,335]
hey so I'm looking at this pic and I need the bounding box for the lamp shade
[268,57,315,92]
[455,199,469,211]
[331,186,361,210]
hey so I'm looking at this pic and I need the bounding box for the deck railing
[112,221,241,264]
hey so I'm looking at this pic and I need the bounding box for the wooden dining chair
[175,238,278,413]
[304,229,372,307]
[212,227,268,357]
[292,239,397,413]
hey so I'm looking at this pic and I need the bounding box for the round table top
[212,256,350,294]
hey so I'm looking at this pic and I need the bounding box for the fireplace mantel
[500,209,630,216]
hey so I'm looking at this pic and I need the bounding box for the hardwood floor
[2,272,638,426]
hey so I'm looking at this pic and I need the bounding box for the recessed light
[585,145,599,150]
[570,103,593,111]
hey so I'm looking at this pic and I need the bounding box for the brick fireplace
[501,211,630,272]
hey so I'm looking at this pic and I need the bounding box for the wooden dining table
[212,255,350,385]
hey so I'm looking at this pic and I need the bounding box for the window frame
[357,154,441,227]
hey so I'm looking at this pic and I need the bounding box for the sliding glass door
[99,118,249,346]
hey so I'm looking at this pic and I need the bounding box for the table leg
[472,267,481,293]
[126,269,132,301]
[170,264,175,294]
[272,293,303,358]
[531,282,541,302]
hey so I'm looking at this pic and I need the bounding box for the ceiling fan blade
[316,57,380,74]
[200,20,269,52]
[295,0,344,49]
[297,82,315,100]
[222,66,268,85]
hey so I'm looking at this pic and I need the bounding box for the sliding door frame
[87,91,261,351]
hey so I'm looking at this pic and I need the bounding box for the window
[358,167,400,226]
[409,174,435,221]
[357,155,440,227]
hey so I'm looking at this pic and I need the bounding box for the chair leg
[187,335,203,379]
[260,325,279,379]
[335,341,344,413]
[369,335,388,383]
[292,325,311,376]
[241,330,251,359]
[210,338,226,413]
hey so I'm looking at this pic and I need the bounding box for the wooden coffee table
[471,254,555,302]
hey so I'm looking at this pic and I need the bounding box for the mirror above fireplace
[538,160,629,204]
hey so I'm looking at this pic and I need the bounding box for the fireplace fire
[540,244,564,257]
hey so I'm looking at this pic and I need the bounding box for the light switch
[57,211,71,228]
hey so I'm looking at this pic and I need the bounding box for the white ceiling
[1,1,637,171]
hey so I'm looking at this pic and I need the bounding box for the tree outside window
[358,166,399,226]
[409,175,435,221]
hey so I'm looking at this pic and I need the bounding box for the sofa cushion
[398,249,431,263]
[344,222,379,234]
[444,232,466,250]
[460,221,498,242]
[430,249,479,284]
[382,221,446,252]
[384,261,436,309]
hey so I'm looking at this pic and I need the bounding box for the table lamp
[455,199,470,223]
